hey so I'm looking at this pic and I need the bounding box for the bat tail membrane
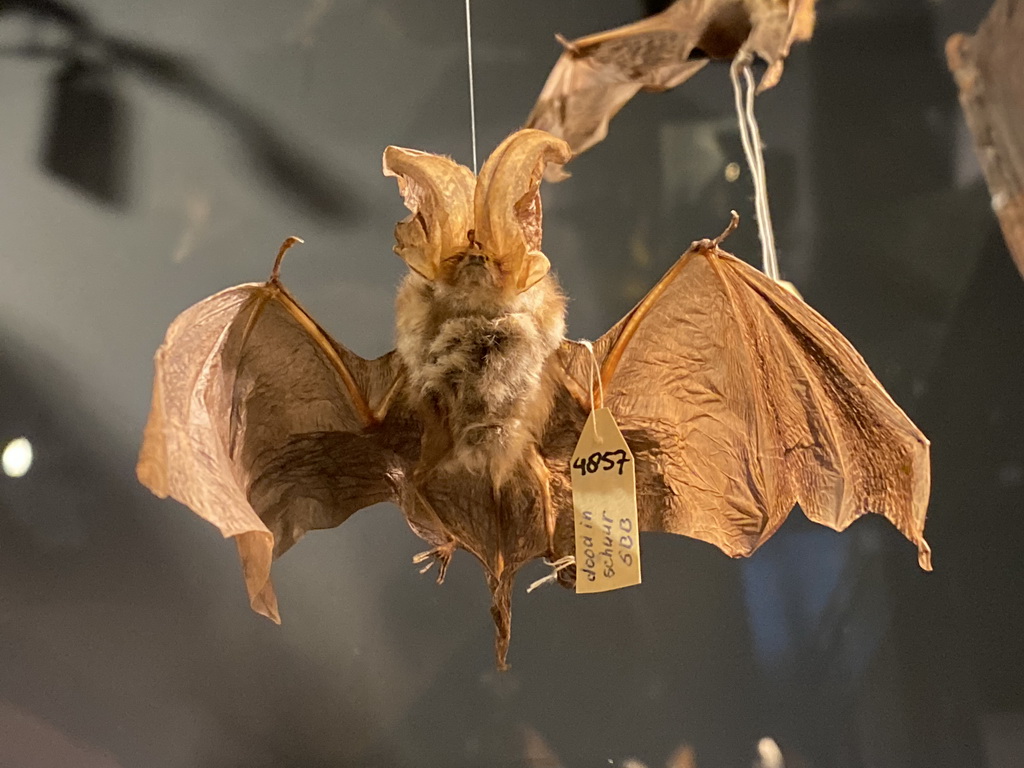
[487,569,515,671]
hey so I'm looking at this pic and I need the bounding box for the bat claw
[714,211,741,245]
[412,541,456,584]
[692,211,740,253]
[270,236,304,282]
[555,32,580,55]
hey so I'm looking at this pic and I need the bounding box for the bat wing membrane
[526,0,818,162]
[526,11,707,158]
[138,281,412,621]
[561,242,931,567]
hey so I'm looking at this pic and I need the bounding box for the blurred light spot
[725,162,741,182]
[757,737,784,768]
[623,277,649,302]
[3,437,33,478]
[630,230,651,266]
[171,191,212,264]
[666,745,697,768]
[999,463,1023,487]
[286,0,335,48]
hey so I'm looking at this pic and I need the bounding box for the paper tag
[571,407,641,593]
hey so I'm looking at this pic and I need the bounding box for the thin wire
[737,67,766,250]
[744,65,779,282]
[730,60,780,281]
[464,0,478,175]
[580,339,604,442]
[732,64,768,278]
[583,340,605,410]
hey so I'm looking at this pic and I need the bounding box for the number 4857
[573,450,630,477]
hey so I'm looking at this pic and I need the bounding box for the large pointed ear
[383,147,476,280]
[473,130,571,291]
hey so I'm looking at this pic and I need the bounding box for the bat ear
[383,146,476,280]
[519,251,551,292]
[473,129,571,292]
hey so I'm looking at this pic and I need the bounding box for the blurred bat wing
[747,0,816,92]
[526,0,817,168]
[526,7,707,162]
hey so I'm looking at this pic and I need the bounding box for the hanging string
[579,339,605,443]
[743,65,779,282]
[464,0,479,175]
[579,340,604,412]
[730,59,780,282]
[526,555,576,593]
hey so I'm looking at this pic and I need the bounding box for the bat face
[438,249,505,294]
[429,248,555,323]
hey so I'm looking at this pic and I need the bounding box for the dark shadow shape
[0,0,362,223]
[105,37,362,223]
[40,57,132,206]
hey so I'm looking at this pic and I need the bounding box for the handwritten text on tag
[571,407,641,593]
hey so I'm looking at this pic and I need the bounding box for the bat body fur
[394,261,565,485]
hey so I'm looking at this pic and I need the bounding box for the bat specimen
[526,0,817,163]
[947,0,1024,279]
[138,129,931,669]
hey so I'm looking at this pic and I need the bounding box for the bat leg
[412,541,456,583]
[525,448,556,556]
[410,484,457,584]
[371,374,404,424]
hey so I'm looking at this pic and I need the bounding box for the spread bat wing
[561,231,931,568]
[138,243,415,620]
[526,0,816,166]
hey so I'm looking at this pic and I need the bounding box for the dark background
[1,1,1021,766]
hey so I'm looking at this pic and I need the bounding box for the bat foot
[413,541,456,584]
